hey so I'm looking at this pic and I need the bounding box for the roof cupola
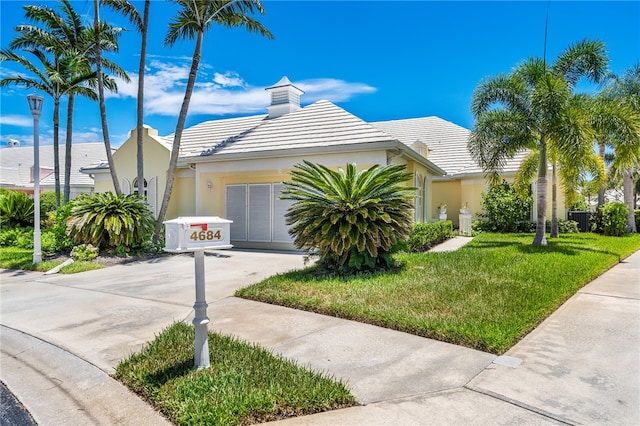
[265,76,304,119]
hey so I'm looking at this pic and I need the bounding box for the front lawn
[114,322,355,425]
[236,232,640,354]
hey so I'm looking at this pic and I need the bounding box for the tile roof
[169,114,268,158]
[180,100,403,160]
[0,143,109,189]
[371,116,526,177]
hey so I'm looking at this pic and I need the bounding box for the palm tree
[469,39,608,245]
[92,0,122,197]
[6,0,128,204]
[514,137,606,237]
[282,161,415,274]
[152,0,274,243]
[101,0,147,200]
[1,48,65,207]
[599,65,640,232]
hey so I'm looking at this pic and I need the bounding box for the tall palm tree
[7,0,128,204]
[152,0,274,243]
[599,65,640,232]
[514,136,606,237]
[469,39,608,245]
[99,0,151,200]
[92,0,122,196]
[1,48,65,207]
[101,0,147,200]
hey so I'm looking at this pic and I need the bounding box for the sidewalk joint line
[464,384,577,425]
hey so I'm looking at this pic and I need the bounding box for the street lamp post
[27,94,44,264]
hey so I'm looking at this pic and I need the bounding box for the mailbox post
[164,216,232,370]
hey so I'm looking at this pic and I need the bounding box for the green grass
[114,322,356,425]
[0,247,104,273]
[237,232,640,354]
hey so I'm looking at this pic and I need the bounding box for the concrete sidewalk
[1,248,638,425]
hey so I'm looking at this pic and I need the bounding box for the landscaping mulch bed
[44,252,165,267]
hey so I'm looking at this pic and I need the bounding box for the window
[133,178,147,197]
[414,173,423,223]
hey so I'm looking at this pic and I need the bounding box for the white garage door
[225,183,294,243]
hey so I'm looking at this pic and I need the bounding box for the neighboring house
[0,143,108,198]
[86,77,445,250]
[371,117,565,225]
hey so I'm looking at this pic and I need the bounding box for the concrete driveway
[1,248,638,425]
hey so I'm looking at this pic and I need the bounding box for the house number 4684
[190,230,222,241]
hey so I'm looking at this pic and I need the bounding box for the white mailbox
[164,216,233,252]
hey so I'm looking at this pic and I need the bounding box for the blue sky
[1,1,638,149]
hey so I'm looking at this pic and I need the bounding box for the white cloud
[297,78,377,102]
[213,71,246,88]
[105,58,377,117]
[0,114,32,127]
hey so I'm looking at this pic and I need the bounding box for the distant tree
[152,0,274,243]
[469,39,609,245]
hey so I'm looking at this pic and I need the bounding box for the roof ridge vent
[265,76,304,119]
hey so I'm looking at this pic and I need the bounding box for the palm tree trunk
[597,140,606,206]
[152,30,203,243]
[93,0,121,196]
[533,135,548,246]
[53,97,61,207]
[624,168,637,233]
[63,93,74,204]
[136,0,149,200]
[551,161,559,238]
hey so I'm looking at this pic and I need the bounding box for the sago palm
[67,192,155,250]
[281,161,415,274]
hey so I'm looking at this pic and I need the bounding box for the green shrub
[0,189,34,228]
[476,182,532,233]
[114,244,130,257]
[407,221,453,252]
[558,220,580,234]
[39,191,59,216]
[41,230,62,255]
[46,203,74,252]
[545,220,580,234]
[601,202,628,236]
[66,192,155,250]
[71,244,99,261]
[282,161,415,275]
[635,209,640,233]
[0,227,27,247]
[14,231,33,249]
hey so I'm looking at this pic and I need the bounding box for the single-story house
[86,76,564,249]
[0,143,108,198]
[86,77,447,249]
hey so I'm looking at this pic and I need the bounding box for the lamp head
[27,94,44,118]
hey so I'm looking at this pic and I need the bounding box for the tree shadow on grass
[466,234,622,259]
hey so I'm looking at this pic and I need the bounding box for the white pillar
[193,250,210,369]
